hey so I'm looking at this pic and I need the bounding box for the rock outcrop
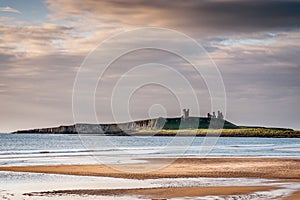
[13,117,238,134]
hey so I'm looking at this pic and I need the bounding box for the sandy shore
[1,158,300,199]
[25,186,278,199]
[1,158,299,179]
[285,191,300,200]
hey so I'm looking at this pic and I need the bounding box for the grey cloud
[198,29,300,129]
[46,0,300,34]
[1,0,300,131]
[0,53,85,132]
[0,52,15,63]
[92,48,211,122]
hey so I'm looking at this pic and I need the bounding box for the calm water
[0,133,299,166]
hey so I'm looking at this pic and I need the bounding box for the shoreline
[9,129,300,138]
[1,158,300,199]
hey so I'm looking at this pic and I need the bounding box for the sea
[1,134,300,199]
[0,133,299,166]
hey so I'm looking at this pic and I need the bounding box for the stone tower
[182,109,190,119]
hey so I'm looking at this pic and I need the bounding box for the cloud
[0,52,84,132]
[0,24,75,57]
[45,0,300,35]
[0,6,21,14]
[1,0,300,131]
[206,30,300,68]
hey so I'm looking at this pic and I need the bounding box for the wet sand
[25,186,278,199]
[1,158,299,179]
[1,158,300,199]
[285,191,300,200]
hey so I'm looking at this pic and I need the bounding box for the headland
[12,110,299,137]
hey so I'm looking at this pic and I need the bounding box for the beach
[2,0,300,199]
[1,158,300,199]
[1,158,300,179]
[1,134,300,199]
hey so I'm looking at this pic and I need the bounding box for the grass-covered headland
[135,127,300,138]
[13,116,300,138]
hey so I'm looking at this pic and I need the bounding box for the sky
[0,0,300,132]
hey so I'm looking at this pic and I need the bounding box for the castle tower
[182,109,190,119]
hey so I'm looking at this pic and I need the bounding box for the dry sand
[1,158,300,199]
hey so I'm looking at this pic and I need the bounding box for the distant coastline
[12,116,300,138]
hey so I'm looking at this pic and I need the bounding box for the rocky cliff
[13,117,238,134]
